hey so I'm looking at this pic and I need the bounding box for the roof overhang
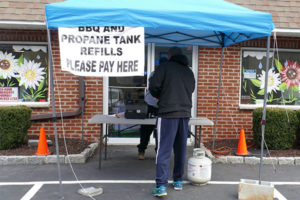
[272,28,300,37]
[0,20,46,30]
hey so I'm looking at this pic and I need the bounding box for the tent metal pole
[212,46,224,149]
[47,28,64,200]
[259,36,271,184]
[79,76,85,151]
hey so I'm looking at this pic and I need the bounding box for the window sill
[239,104,300,110]
[0,102,50,108]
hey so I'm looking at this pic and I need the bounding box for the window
[107,45,194,139]
[0,44,48,106]
[107,46,147,137]
[240,49,300,108]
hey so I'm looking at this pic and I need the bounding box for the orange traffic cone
[235,128,250,156]
[36,127,50,156]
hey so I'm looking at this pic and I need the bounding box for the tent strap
[212,46,224,149]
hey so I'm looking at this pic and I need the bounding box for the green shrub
[295,110,300,146]
[0,106,32,150]
[253,108,298,150]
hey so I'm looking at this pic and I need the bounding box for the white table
[88,115,213,168]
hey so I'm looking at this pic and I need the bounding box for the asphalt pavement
[0,145,299,200]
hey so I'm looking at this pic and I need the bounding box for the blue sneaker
[152,185,167,197]
[173,181,183,191]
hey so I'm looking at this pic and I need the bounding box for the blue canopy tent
[45,0,274,47]
[45,0,274,198]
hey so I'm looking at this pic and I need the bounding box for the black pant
[137,105,158,153]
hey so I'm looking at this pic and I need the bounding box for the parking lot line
[21,183,43,200]
[1,180,300,185]
[1,180,292,200]
[274,188,287,200]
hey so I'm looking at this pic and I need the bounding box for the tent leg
[259,36,271,184]
[212,47,224,149]
[47,28,64,200]
[79,77,85,151]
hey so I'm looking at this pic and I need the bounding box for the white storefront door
[103,44,198,145]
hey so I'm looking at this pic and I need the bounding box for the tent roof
[45,0,274,47]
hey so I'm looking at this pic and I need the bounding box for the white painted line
[0,180,300,186]
[20,183,43,200]
[272,182,300,185]
[0,180,238,185]
[0,180,156,185]
[274,188,287,200]
[208,181,300,186]
[208,181,239,185]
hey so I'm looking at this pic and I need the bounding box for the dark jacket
[149,55,195,118]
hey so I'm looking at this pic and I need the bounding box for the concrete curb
[0,143,98,165]
[1,143,299,166]
[212,156,300,165]
[199,144,300,166]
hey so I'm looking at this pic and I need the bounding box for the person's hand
[115,112,124,118]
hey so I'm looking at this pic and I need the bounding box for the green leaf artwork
[250,79,261,87]
[6,78,16,87]
[274,58,283,72]
[257,89,264,96]
[278,82,287,91]
[21,86,47,101]
[37,79,44,91]
[17,53,24,67]
[250,89,256,101]
[292,85,299,92]
[268,92,273,102]
[243,80,247,92]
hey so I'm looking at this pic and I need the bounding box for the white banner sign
[58,26,144,77]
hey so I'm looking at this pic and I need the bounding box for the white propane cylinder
[187,148,212,185]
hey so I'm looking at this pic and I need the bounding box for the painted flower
[0,51,18,79]
[281,61,300,88]
[19,59,45,89]
[258,68,281,93]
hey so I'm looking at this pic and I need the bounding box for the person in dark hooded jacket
[149,47,195,197]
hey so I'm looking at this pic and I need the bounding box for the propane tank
[187,148,212,185]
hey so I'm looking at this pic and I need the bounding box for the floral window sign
[241,50,300,106]
[0,45,48,103]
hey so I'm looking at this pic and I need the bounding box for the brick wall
[197,46,250,142]
[199,36,300,142]
[1,29,103,142]
[2,29,300,143]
